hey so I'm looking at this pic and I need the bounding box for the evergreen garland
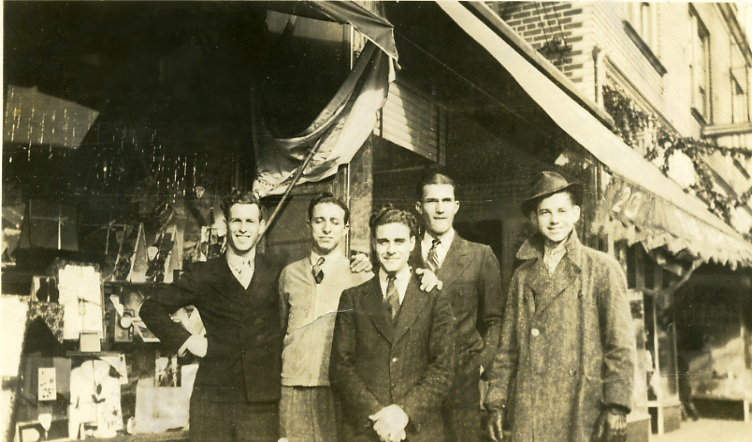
[602,83,752,231]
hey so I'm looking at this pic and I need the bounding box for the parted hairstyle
[221,190,267,221]
[308,192,350,224]
[369,204,418,238]
[416,170,457,200]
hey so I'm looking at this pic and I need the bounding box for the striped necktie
[385,273,400,320]
[312,257,325,284]
[427,239,441,271]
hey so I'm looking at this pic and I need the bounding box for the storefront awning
[437,1,752,269]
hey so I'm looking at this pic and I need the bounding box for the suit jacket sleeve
[478,244,505,371]
[139,263,202,354]
[598,257,635,411]
[485,269,521,410]
[329,288,384,426]
[399,290,457,428]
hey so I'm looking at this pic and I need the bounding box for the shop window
[689,8,711,122]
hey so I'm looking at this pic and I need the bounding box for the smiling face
[416,184,460,237]
[531,191,580,245]
[225,203,265,257]
[309,202,349,256]
[373,222,415,274]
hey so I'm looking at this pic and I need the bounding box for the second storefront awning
[437,1,752,269]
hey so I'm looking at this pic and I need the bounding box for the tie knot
[431,238,441,248]
[315,257,325,267]
[387,273,397,282]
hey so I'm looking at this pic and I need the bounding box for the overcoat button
[531,328,540,337]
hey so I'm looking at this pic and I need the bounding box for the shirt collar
[422,229,454,249]
[309,251,343,269]
[378,265,411,285]
[226,249,256,270]
[378,265,412,301]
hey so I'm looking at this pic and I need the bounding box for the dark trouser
[442,367,481,442]
[189,394,278,442]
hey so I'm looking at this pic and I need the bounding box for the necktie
[312,257,325,284]
[385,274,400,320]
[427,239,441,271]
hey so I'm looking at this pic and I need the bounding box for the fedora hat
[521,171,582,216]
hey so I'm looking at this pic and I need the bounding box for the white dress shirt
[543,240,567,276]
[421,229,455,268]
[378,266,411,305]
[226,250,256,289]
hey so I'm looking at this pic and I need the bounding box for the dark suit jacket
[411,232,504,373]
[140,256,283,403]
[329,273,456,442]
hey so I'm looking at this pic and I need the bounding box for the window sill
[623,20,667,77]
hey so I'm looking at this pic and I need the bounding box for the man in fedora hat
[485,171,635,442]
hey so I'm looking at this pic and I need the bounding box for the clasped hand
[369,404,409,442]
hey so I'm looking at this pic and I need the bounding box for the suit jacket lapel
[392,276,430,345]
[361,278,394,343]
[438,234,470,289]
[207,258,247,306]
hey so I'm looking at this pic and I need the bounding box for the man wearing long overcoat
[486,171,635,442]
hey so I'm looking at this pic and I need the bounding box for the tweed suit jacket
[329,273,456,442]
[140,255,283,403]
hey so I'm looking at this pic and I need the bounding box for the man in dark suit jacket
[140,190,282,442]
[330,206,456,442]
[412,172,504,442]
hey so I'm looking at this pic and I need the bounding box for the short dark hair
[416,171,457,200]
[531,189,580,214]
[308,192,350,224]
[369,204,418,238]
[221,190,266,221]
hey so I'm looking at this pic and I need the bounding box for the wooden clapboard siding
[376,80,444,164]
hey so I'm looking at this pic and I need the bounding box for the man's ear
[573,205,581,223]
[528,211,537,225]
[415,201,423,214]
[343,223,350,236]
[409,236,416,252]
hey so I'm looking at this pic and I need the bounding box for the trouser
[189,394,278,442]
[442,367,482,442]
[279,386,337,442]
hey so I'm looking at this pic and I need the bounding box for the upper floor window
[690,8,711,122]
[731,70,748,123]
[628,2,656,49]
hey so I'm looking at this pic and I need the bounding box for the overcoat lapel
[392,278,430,345]
[519,232,584,315]
[361,278,395,343]
[534,257,581,313]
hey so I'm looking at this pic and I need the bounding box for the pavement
[650,419,752,442]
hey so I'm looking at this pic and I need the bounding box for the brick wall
[490,2,591,89]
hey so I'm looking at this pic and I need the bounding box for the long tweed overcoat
[486,233,635,442]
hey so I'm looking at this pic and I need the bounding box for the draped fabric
[252,40,395,197]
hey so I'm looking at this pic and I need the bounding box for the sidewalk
[650,419,752,442]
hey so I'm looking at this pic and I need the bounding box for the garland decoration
[602,83,752,233]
